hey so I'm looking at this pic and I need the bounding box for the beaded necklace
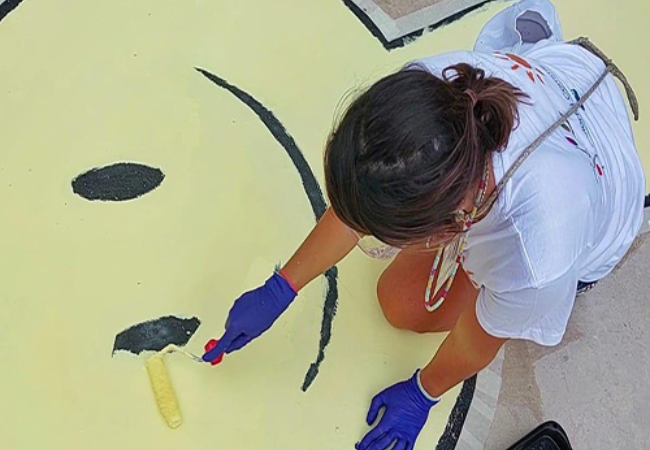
[424,159,490,311]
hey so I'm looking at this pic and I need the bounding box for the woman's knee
[376,271,431,333]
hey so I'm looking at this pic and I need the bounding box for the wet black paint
[302,267,338,391]
[0,0,26,24]
[113,316,200,355]
[197,67,338,391]
[436,375,477,450]
[644,194,650,208]
[341,0,494,50]
[72,162,164,201]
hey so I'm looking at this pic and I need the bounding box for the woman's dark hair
[324,62,528,247]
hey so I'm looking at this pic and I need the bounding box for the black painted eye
[72,162,164,201]
[113,316,200,355]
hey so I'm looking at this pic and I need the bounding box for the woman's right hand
[203,208,357,363]
[202,271,297,362]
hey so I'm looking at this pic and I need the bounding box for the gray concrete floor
[485,232,650,450]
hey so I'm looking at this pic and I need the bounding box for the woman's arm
[420,301,506,397]
[202,207,358,361]
[281,207,359,291]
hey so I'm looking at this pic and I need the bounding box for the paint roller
[145,340,223,428]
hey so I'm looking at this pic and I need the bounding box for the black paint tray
[504,421,573,450]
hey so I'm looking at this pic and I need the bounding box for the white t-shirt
[413,42,645,346]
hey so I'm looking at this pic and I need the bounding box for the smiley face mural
[1,0,646,449]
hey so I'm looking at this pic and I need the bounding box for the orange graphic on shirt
[495,52,545,84]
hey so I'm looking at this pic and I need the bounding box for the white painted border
[456,347,505,450]
[347,0,504,43]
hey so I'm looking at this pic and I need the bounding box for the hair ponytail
[443,63,528,157]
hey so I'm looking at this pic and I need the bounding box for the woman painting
[203,1,645,448]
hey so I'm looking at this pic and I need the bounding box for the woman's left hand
[356,370,439,450]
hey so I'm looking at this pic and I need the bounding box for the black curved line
[0,0,26,23]
[196,67,336,390]
[302,266,338,391]
[340,0,494,51]
[435,375,477,450]
[196,68,327,220]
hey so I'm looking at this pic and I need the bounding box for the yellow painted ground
[0,0,647,449]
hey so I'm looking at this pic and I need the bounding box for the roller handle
[204,339,224,366]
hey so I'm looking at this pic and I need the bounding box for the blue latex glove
[356,370,439,450]
[202,271,297,361]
